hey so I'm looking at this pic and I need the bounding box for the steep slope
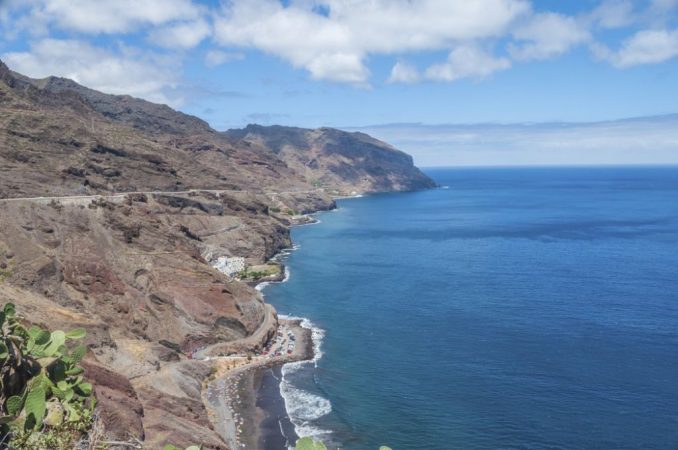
[0,59,433,448]
[0,60,311,199]
[0,190,330,448]
[12,73,214,136]
[225,124,437,194]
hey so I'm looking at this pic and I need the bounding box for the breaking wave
[278,316,332,442]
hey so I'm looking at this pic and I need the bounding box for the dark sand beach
[204,319,313,449]
[255,366,298,449]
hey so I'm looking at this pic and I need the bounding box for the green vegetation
[0,303,95,449]
[295,437,391,450]
[267,206,299,216]
[296,437,327,450]
[237,264,280,281]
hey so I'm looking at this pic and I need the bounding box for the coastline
[207,188,434,449]
[203,317,314,449]
[204,211,329,450]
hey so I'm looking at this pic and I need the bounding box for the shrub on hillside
[0,303,95,449]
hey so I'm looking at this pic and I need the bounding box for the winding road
[0,188,323,205]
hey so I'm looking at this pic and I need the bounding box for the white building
[213,256,246,277]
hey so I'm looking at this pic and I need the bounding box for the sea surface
[259,167,678,450]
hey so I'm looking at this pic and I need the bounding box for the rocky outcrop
[225,124,437,194]
[81,360,145,442]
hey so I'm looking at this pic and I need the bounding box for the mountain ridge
[2,61,435,198]
[225,123,436,194]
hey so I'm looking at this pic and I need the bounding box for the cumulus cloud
[510,12,590,60]
[2,0,678,89]
[2,39,181,105]
[388,61,421,84]
[26,0,203,34]
[594,28,678,67]
[212,0,530,84]
[425,45,511,81]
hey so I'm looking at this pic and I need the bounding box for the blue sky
[1,0,678,165]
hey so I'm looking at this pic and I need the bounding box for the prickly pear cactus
[0,302,94,446]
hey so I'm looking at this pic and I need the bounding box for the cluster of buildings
[213,256,246,277]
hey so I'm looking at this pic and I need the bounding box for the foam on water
[278,315,332,441]
[205,213,335,444]
[257,239,334,442]
[337,194,364,199]
[256,265,291,292]
[295,218,323,227]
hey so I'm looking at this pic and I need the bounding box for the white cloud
[2,39,181,105]
[588,0,635,29]
[3,0,678,90]
[26,0,203,34]
[425,45,511,82]
[213,0,530,84]
[388,61,421,84]
[204,50,245,68]
[306,52,370,84]
[148,19,211,49]
[510,12,590,60]
[595,28,678,67]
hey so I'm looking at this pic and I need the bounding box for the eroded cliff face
[0,62,311,200]
[0,191,333,448]
[0,58,424,448]
[225,124,437,195]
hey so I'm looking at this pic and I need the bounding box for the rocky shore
[204,318,313,449]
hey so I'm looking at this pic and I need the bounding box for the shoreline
[255,365,298,449]
[203,317,314,449]
[204,210,329,450]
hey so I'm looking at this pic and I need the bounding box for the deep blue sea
[261,167,678,450]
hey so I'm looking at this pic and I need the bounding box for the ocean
[258,167,678,449]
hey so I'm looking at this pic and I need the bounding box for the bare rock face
[81,360,145,442]
[225,124,437,194]
[0,65,310,200]
[0,193,295,447]
[132,361,228,449]
[13,74,214,136]
[0,58,432,448]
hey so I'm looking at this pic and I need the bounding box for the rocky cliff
[0,59,433,448]
[225,124,437,194]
